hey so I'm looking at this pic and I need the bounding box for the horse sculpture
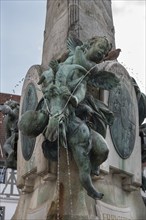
[44,83,109,200]
[19,36,120,200]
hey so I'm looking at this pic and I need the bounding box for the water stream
[65,145,73,218]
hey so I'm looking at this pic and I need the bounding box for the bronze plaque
[21,83,38,161]
[109,77,136,159]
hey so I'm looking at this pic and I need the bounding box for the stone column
[41,0,115,69]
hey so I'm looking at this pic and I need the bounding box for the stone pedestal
[13,62,146,220]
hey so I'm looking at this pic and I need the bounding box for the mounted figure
[0,100,19,169]
[19,36,120,200]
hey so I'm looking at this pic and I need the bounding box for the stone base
[13,164,146,220]
[13,61,146,219]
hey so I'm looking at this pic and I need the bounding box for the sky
[0,0,146,95]
[112,0,146,93]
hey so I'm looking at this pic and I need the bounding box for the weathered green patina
[19,36,120,200]
[0,100,19,169]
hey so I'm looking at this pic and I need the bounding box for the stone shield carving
[21,83,38,161]
[108,75,136,159]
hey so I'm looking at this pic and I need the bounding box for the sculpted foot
[87,191,104,200]
[91,166,100,176]
[7,151,14,162]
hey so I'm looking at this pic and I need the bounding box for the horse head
[44,85,70,142]
[41,62,87,142]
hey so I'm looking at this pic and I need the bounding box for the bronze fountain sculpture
[19,36,120,200]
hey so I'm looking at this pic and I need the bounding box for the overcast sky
[0,0,145,95]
